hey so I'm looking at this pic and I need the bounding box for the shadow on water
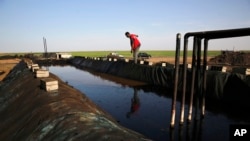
[46,65,250,141]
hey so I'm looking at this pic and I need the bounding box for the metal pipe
[195,38,202,120]
[43,37,48,58]
[179,36,188,125]
[188,37,198,122]
[201,39,208,118]
[170,33,181,128]
[45,38,48,58]
[43,37,46,58]
[184,27,250,40]
[181,27,250,122]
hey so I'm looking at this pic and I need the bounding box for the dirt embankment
[209,51,250,66]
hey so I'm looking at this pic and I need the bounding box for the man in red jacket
[125,32,141,64]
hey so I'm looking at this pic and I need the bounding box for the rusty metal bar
[170,33,181,128]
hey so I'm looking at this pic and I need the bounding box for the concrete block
[162,63,166,67]
[30,64,39,72]
[246,68,250,75]
[36,69,49,78]
[40,78,58,92]
[31,64,39,67]
[32,66,40,72]
[32,67,40,72]
[140,60,144,64]
[26,62,33,69]
[148,62,153,66]
[27,64,32,69]
[222,66,227,72]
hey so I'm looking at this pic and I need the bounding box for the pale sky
[0,0,249,53]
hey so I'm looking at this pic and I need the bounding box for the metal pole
[195,38,202,120]
[45,37,48,58]
[170,33,181,128]
[179,35,188,125]
[43,37,46,57]
[201,39,208,118]
[187,37,198,122]
[43,37,48,58]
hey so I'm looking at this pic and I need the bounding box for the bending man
[125,32,141,64]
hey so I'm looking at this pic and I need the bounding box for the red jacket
[129,34,141,50]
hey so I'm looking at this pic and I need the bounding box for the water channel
[47,65,248,141]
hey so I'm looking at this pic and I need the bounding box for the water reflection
[169,118,207,141]
[47,65,249,141]
[127,88,140,118]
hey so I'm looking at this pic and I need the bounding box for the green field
[70,50,222,58]
[1,50,249,58]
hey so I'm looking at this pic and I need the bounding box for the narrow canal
[47,65,248,141]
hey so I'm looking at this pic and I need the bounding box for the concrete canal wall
[0,60,149,141]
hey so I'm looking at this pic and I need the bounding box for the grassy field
[70,50,222,58]
[1,50,249,58]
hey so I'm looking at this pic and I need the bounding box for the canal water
[47,65,248,141]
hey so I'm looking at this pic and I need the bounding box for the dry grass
[0,59,21,81]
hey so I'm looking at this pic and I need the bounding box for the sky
[0,0,250,53]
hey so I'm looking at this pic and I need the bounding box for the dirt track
[146,57,217,66]
[146,57,199,64]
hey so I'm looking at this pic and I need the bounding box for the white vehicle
[107,52,124,59]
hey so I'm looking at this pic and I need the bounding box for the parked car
[107,52,124,59]
[138,52,151,59]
